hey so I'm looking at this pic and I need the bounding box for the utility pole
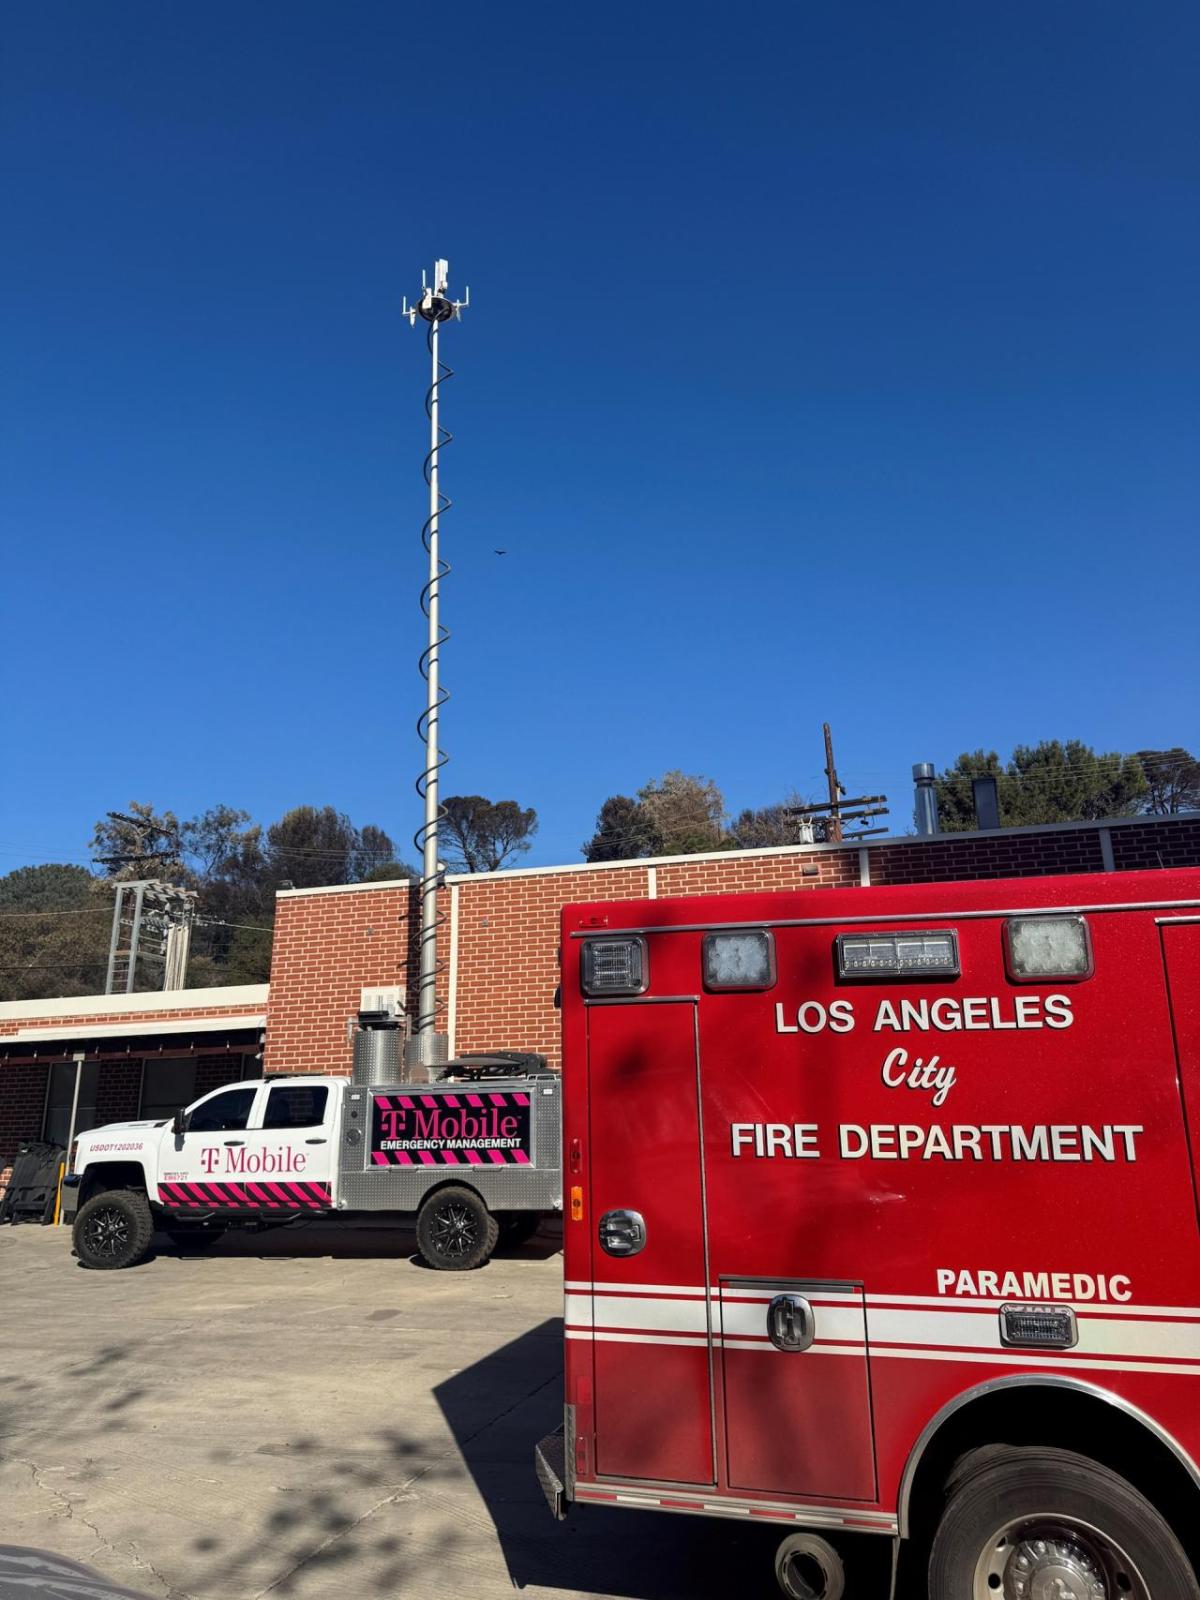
[823,722,844,843]
[786,724,890,842]
[403,260,469,1068]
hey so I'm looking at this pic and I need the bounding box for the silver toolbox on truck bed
[335,1071,562,1212]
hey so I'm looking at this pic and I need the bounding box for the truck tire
[496,1211,542,1250]
[928,1445,1199,1600]
[73,1189,154,1271]
[416,1185,499,1271]
[166,1227,225,1252]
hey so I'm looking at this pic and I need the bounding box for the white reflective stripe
[874,1346,1200,1377]
[719,1338,868,1356]
[587,1281,707,1298]
[571,1330,709,1348]
[573,1483,898,1530]
[720,1300,865,1343]
[869,1307,1200,1362]
[586,1296,711,1333]
[720,1286,862,1303]
[564,1293,593,1328]
[567,1328,866,1356]
[867,1293,1200,1320]
[573,1285,1200,1321]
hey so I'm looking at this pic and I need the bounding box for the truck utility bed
[335,1069,562,1214]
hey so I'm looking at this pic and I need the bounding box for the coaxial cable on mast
[403,260,469,1073]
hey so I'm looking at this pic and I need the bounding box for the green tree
[933,742,1149,832]
[582,796,665,862]
[727,794,815,849]
[263,807,399,890]
[637,771,727,855]
[359,860,419,884]
[1137,748,1200,815]
[90,804,187,880]
[88,801,413,990]
[440,796,538,873]
[0,865,112,1001]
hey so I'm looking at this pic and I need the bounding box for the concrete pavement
[0,1220,894,1600]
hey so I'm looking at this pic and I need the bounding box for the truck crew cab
[537,866,1200,1600]
[66,1048,561,1272]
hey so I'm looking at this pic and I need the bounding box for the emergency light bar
[580,937,648,997]
[1004,916,1093,982]
[836,930,959,980]
[703,930,775,991]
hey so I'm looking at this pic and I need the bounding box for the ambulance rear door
[583,998,715,1487]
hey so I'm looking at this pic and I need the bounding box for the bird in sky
[494,549,506,555]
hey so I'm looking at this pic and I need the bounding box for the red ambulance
[536,866,1200,1600]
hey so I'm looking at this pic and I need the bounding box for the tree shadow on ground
[432,1316,799,1600]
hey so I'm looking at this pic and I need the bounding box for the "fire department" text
[730,1121,1143,1162]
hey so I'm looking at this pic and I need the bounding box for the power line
[0,907,113,921]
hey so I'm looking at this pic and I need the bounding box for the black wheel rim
[82,1205,131,1259]
[430,1202,478,1257]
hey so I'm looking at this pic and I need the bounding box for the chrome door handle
[767,1294,815,1352]
[598,1210,646,1257]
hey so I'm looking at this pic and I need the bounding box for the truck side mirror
[171,1108,187,1138]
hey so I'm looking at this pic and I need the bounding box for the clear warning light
[703,930,775,990]
[836,930,959,979]
[1004,916,1093,982]
[580,937,647,996]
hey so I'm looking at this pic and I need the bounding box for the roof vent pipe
[913,763,940,836]
[352,1011,401,1086]
[972,775,1001,832]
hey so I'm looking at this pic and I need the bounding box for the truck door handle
[305,1138,327,1145]
[223,1139,245,1146]
[598,1210,646,1257]
[767,1294,815,1352]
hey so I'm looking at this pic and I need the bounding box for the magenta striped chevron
[157,1180,331,1211]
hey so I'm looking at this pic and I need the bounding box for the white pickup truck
[64,1057,561,1272]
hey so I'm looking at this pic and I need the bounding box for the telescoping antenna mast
[403,259,468,1070]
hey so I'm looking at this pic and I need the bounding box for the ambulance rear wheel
[416,1186,499,1271]
[929,1445,1199,1600]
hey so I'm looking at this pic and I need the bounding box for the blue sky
[2,1,1197,873]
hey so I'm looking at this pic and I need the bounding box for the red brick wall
[261,816,1200,1078]
[452,865,649,1070]
[95,1061,143,1126]
[867,828,1105,886]
[266,884,420,1076]
[0,1061,50,1194]
[1111,817,1200,871]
